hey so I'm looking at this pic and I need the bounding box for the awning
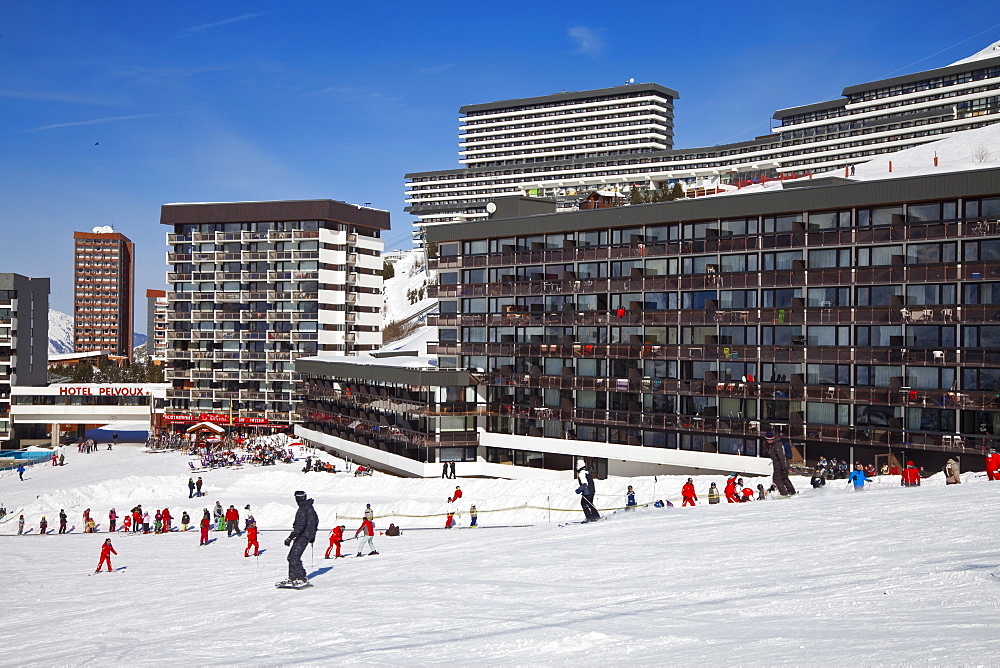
[185,421,226,434]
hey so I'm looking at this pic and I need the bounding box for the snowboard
[275,581,313,590]
[90,566,127,575]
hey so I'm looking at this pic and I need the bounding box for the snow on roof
[298,353,439,370]
[715,122,1000,198]
[949,39,1000,66]
[48,350,121,361]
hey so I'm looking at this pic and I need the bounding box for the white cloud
[26,113,173,132]
[177,12,273,38]
[568,26,604,56]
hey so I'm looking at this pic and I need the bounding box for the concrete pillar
[50,423,61,448]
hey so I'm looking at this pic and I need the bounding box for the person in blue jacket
[847,463,872,491]
[625,485,637,509]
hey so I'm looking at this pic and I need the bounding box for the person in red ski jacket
[96,538,117,573]
[724,475,739,503]
[452,486,463,502]
[901,461,921,486]
[355,517,377,556]
[682,479,697,506]
[199,511,210,546]
[225,505,241,537]
[325,524,345,559]
[244,519,259,557]
[161,507,172,532]
[987,448,1000,481]
[131,508,141,533]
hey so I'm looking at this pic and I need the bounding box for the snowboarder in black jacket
[282,490,319,586]
[810,468,826,488]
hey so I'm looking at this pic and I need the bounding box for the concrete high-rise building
[73,228,135,360]
[0,273,49,448]
[161,199,388,427]
[406,41,1000,230]
[145,289,168,361]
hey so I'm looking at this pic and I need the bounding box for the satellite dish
[486,202,497,215]
[628,77,635,84]
[92,225,115,234]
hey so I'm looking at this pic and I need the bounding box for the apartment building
[406,41,1000,229]
[161,199,387,427]
[73,228,135,360]
[0,274,49,448]
[298,166,1000,478]
[145,289,168,361]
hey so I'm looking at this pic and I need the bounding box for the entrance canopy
[185,422,226,435]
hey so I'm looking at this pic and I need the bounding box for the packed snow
[2,446,998,664]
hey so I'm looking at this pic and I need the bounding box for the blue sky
[2,1,999,316]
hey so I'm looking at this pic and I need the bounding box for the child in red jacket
[200,513,210,546]
[682,478,697,506]
[325,524,345,558]
[244,518,259,557]
[96,538,117,573]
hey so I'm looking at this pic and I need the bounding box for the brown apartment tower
[73,228,135,360]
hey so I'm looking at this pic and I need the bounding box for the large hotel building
[73,228,135,360]
[297,163,1000,478]
[406,41,1000,231]
[161,200,386,427]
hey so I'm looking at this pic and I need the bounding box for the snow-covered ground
[2,447,998,664]
[48,309,74,355]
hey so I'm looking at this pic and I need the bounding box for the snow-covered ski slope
[2,447,998,664]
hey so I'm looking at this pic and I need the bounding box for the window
[806,326,850,346]
[808,248,851,268]
[856,285,902,306]
[808,210,851,229]
[576,262,607,279]
[856,325,902,347]
[807,364,850,385]
[857,245,903,266]
[807,287,850,307]
[682,291,716,309]
[858,206,903,226]
[762,288,800,308]
[720,253,757,273]
[907,283,956,306]
[763,251,802,271]
[763,214,803,233]
[907,201,957,223]
[906,325,955,348]
[907,242,956,265]
[807,402,850,425]
[719,290,757,308]
[577,230,608,248]
[855,365,902,387]
[763,326,801,346]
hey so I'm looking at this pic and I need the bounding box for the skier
[18,514,25,535]
[40,516,48,534]
[196,477,203,497]
[452,486,463,502]
[987,449,1000,481]
[243,505,253,531]
[85,517,96,533]
[756,484,767,500]
[131,506,141,533]
[225,505,240,537]
[363,504,374,522]
[280,490,318,587]
[847,463,872,491]
[154,510,163,534]
[764,432,796,496]
[162,507,172,532]
[122,514,132,532]
[199,510,210,546]
[16,464,25,481]
[445,497,456,528]
[95,538,117,573]
[724,474,740,503]
[355,514,378,557]
[944,458,961,484]
[626,485,637,509]
[51,453,57,466]
[213,501,223,529]
[59,453,65,466]
[707,482,720,504]
[188,478,195,498]
[575,459,600,522]
[325,524,344,559]
[142,511,151,534]
[244,518,259,557]
[470,504,478,527]
[681,478,697,506]
[901,461,921,487]
[108,509,117,532]
[810,468,826,488]
[58,509,67,534]
[181,511,190,532]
